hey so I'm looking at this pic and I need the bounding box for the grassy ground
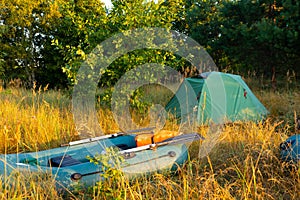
[0,81,299,199]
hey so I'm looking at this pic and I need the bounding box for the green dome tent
[165,72,269,125]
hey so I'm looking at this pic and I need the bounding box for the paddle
[61,126,156,147]
[119,133,204,153]
[70,133,204,181]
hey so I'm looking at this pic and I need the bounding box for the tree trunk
[271,66,276,91]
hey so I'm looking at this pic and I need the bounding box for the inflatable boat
[0,129,201,190]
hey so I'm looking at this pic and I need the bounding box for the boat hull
[0,134,189,189]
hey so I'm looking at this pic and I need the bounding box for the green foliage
[185,0,223,67]
[109,0,184,30]
[0,0,64,87]
[53,0,186,87]
[87,147,127,199]
[185,0,299,77]
[52,0,109,86]
[53,0,187,113]
[1,0,299,90]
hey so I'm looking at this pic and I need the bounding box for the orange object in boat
[135,133,154,147]
[153,130,179,143]
[135,130,180,147]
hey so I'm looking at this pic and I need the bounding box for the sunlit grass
[0,87,76,153]
[0,83,300,199]
[0,170,61,199]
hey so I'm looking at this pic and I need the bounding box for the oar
[71,170,103,181]
[120,133,204,154]
[70,152,173,181]
[61,126,156,147]
[71,153,172,181]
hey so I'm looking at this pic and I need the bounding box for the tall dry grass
[0,83,299,199]
[0,86,77,153]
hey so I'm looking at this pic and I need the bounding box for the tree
[100,0,187,87]
[184,0,299,81]
[0,0,63,87]
[216,0,299,79]
[52,0,109,86]
[53,0,187,87]
[184,0,225,69]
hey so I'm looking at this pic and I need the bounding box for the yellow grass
[0,88,76,153]
[0,85,300,199]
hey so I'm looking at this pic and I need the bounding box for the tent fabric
[165,72,269,125]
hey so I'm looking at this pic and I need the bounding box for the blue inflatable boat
[0,130,201,190]
[280,134,300,164]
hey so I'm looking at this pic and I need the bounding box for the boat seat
[49,155,81,167]
[115,144,131,150]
